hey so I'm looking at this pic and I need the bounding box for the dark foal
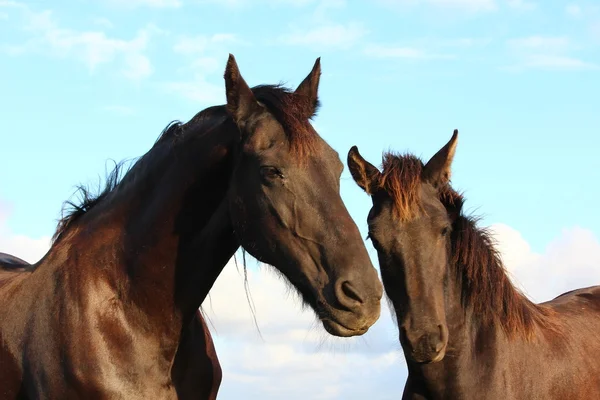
[0,54,382,400]
[348,130,600,399]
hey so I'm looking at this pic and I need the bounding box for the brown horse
[348,130,600,399]
[0,54,383,399]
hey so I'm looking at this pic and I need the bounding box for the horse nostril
[434,338,445,353]
[413,330,445,359]
[334,280,365,311]
[341,281,364,304]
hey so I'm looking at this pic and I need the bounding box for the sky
[1,0,599,398]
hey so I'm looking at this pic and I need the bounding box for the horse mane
[379,153,425,220]
[380,152,560,339]
[52,84,318,245]
[251,84,319,159]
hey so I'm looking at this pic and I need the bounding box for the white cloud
[162,77,225,104]
[432,37,492,47]
[122,51,153,80]
[3,6,158,80]
[506,0,536,11]
[279,22,368,49]
[105,0,182,8]
[491,224,600,302]
[504,36,596,71]
[507,35,570,51]
[202,257,404,400]
[364,44,455,60]
[0,0,25,8]
[165,34,243,103]
[378,0,497,13]
[0,202,50,263]
[565,4,582,17]
[502,54,598,71]
[312,0,346,22]
[362,37,489,62]
[521,54,598,70]
[271,0,359,50]
[173,34,240,56]
[92,17,114,29]
[197,0,322,8]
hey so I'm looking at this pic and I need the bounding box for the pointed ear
[422,129,459,189]
[224,54,261,126]
[294,57,321,119]
[347,146,382,195]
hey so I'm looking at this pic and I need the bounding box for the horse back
[545,285,600,312]
[0,253,32,293]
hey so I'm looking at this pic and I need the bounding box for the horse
[0,54,383,399]
[347,130,600,399]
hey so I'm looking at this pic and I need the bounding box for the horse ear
[422,129,459,189]
[294,57,321,119]
[224,54,261,126]
[348,146,382,195]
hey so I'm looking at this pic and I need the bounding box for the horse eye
[260,166,284,181]
[441,226,450,236]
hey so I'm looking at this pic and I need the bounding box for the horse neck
[125,116,245,322]
[50,112,242,334]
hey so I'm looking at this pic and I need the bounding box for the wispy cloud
[504,35,597,71]
[273,0,363,50]
[165,34,244,103]
[196,0,323,8]
[565,3,582,17]
[105,0,182,8]
[3,6,160,81]
[162,78,224,104]
[361,37,488,61]
[520,54,598,70]
[279,22,368,49]
[431,37,493,47]
[364,44,455,60]
[506,0,536,11]
[0,0,25,9]
[173,33,241,56]
[92,17,113,29]
[507,35,570,51]
[377,0,497,13]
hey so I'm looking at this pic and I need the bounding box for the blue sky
[1,0,600,398]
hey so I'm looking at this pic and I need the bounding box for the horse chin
[430,350,446,363]
[411,348,447,364]
[320,317,369,337]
